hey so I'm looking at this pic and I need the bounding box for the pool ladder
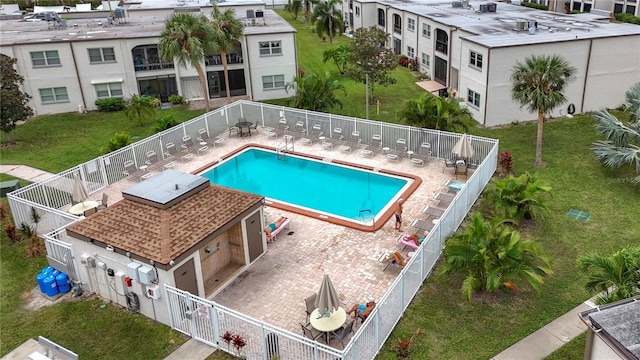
[277,135,294,160]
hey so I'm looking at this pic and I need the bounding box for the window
[407,18,415,32]
[88,48,116,63]
[421,52,430,68]
[355,6,360,16]
[422,23,431,38]
[30,50,60,67]
[393,14,402,34]
[469,51,483,69]
[259,41,282,56]
[95,83,123,98]
[262,75,285,90]
[407,46,415,59]
[467,89,480,108]
[435,29,448,55]
[377,9,385,26]
[39,87,68,103]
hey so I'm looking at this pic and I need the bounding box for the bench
[0,180,20,196]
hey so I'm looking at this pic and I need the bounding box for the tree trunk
[328,17,333,45]
[194,63,210,113]
[535,108,544,166]
[4,131,15,144]
[221,51,232,105]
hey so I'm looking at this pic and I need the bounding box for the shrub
[498,151,514,177]
[150,97,161,108]
[153,114,179,133]
[95,98,125,112]
[615,13,640,25]
[521,2,548,10]
[107,131,132,152]
[4,223,19,244]
[398,55,410,67]
[484,172,552,222]
[168,94,184,105]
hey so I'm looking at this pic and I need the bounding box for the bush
[168,94,184,105]
[107,131,132,152]
[95,98,125,112]
[615,13,640,25]
[521,2,548,10]
[153,114,179,133]
[150,97,161,108]
[398,55,410,67]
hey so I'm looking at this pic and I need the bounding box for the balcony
[134,60,174,72]
[205,53,244,66]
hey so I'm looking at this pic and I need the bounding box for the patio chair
[411,142,431,167]
[181,135,195,153]
[321,128,343,149]
[83,207,97,217]
[301,323,324,342]
[265,118,288,139]
[123,160,145,181]
[455,159,468,179]
[330,320,354,348]
[164,142,178,159]
[398,233,420,251]
[442,159,456,173]
[196,128,209,144]
[387,138,407,161]
[304,292,317,320]
[301,124,323,145]
[227,125,239,137]
[96,193,109,211]
[434,192,455,208]
[421,205,444,219]
[290,121,305,140]
[361,134,382,157]
[145,150,160,169]
[340,131,361,152]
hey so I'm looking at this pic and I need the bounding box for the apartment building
[340,0,640,126]
[0,2,298,115]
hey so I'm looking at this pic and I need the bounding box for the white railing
[43,227,79,280]
[6,100,499,359]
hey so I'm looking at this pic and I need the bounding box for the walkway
[0,164,55,183]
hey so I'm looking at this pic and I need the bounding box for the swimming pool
[198,147,415,229]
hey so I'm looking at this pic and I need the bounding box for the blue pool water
[199,148,409,222]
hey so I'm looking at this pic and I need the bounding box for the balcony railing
[134,60,175,72]
[205,53,243,66]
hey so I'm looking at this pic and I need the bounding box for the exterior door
[245,212,263,263]
[174,258,198,295]
[434,56,448,85]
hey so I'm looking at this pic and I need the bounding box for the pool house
[7,100,499,359]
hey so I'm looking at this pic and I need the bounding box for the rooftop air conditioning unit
[487,2,497,12]
[246,9,255,18]
[515,20,528,31]
[255,9,264,18]
[478,4,488,12]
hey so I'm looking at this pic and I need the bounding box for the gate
[165,285,219,347]
[44,229,78,280]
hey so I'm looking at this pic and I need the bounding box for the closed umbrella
[452,133,474,160]
[315,274,340,318]
[71,174,89,204]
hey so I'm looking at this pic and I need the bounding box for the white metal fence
[6,100,499,359]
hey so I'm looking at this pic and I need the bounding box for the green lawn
[2,11,639,360]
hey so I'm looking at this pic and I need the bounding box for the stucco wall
[245,32,296,101]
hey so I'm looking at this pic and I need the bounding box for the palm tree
[591,110,640,183]
[312,0,342,45]
[124,95,156,127]
[623,82,640,121]
[322,45,351,75]
[578,246,640,305]
[303,0,317,28]
[210,5,244,105]
[284,72,346,112]
[484,172,552,222]
[439,212,553,301]
[158,13,214,112]
[398,93,471,132]
[158,13,212,112]
[511,55,577,167]
[284,0,303,20]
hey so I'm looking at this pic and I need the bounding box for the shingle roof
[66,184,263,265]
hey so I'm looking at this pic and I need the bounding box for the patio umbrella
[71,174,89,204]
[315,274,340,317]
[451,133,474,160]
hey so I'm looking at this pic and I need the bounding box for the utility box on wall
[127,262,141,281]
[138,266,156,285]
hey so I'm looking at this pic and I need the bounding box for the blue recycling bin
[43,275,59,297]
[55,272,71,293]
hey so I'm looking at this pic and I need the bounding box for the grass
[1,11,639,360]
[0,105,204,173]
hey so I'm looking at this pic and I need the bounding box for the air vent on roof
[255,10,263,18]
[487,2,497,12]
[478,4,488,12]
[515,20,528,31]
[246,9,255,18]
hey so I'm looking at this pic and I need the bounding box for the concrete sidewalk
[163,339,215,360]
[491,300,595,360]
[0,164,55,183]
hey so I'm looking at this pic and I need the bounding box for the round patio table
[69,201,99,216]
[235,121,253,137]
[309,307,347,343]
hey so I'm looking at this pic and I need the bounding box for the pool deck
[88,129,464,348]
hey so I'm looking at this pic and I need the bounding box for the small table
[448,180,464,193]
[382,147,390,154]
[69,201,99,216]
[309,307,347,343]
[236,121,253,137]
[139,165,148,172]
[406,150,414,159]
[318,136,326,141]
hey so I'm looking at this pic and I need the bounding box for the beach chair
[398,233,420,251]
[123,160,145,181]
[411,143,431,167]
[181,135,195,152]
[266,217,291,242]
[266,118,288,138]
[361,134,382,157]
[443,159,456,173]
[387,138,407,161]
[322,128,343,149]
[290,121,305,139]
[197,128,210,144]
[301,124,323,145]
[145,150,160,169]
[340,131,361,152]
[164,142,178,159]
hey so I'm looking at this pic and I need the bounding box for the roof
[66,182,263,265]
[580,296,640,359]
[375,0,640,48]
[0,8,295,46]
